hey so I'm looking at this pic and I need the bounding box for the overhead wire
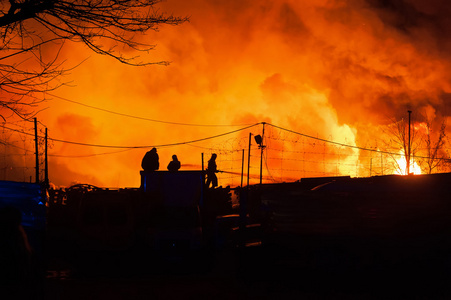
[48,93,256,127]
[47,123,260,149]
[2,120,450,162]
[48,149,134,158]
[6,116,451,184]
[0,125,35,137]
[1,122,260,149]
[266,123,451,161]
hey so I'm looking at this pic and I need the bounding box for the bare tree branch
[381,116,420,175]
[0,0,188,120]
[418,118,448,174]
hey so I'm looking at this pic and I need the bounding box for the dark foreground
[42,236,451,300]
[5,174,451,299]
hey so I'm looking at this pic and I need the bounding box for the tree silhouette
[382,112,450,175]
[382,115,420,175]
[0,0,187,120]
[418,118,448,174]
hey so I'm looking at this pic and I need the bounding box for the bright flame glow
[3,0,451,187]
[395,151,422,175]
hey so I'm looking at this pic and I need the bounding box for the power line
[0,125,35,137]
[48,93,256,127]
[0,141,34,153]
[48,149,134,158]
[266,123,449,161]
[47,123,260,149]
[1,123,260,149]
[2,120,450,163]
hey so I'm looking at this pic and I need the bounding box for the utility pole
[241,138,251,248]
[34,118,39,184]
[201,152,205,185]
[247,133,251,187]
[370,158,372,177]
[259,122,265,185]
[407,110,412,175]
[45,128,49,188]
[241,149,244,188]
[201,153,204,171]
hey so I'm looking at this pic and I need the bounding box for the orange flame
[394,151,422,175]
[2,0,451,187]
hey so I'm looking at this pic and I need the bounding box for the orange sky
[2,0,451,188]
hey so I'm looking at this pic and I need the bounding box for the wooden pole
[45,127,49,188]
[407,110,412,175]
[247,133,251,187]
[241,149,244,188]
[34,118,39,184]
[259,122,265,185]
[201,152,205,185]
[201,152,204,171]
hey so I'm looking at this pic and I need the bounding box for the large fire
[394,151,422,175]
[1,0,451,187]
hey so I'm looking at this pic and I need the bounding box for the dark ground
[41,238,451,300]
[39,174,451,299]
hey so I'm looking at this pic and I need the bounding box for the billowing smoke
[2,0,451,187]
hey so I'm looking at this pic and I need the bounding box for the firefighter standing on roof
[206,153,219,188]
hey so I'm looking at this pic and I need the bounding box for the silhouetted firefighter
[206,153,219,188]
[167,155,181,171]
[142,148,159,171]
